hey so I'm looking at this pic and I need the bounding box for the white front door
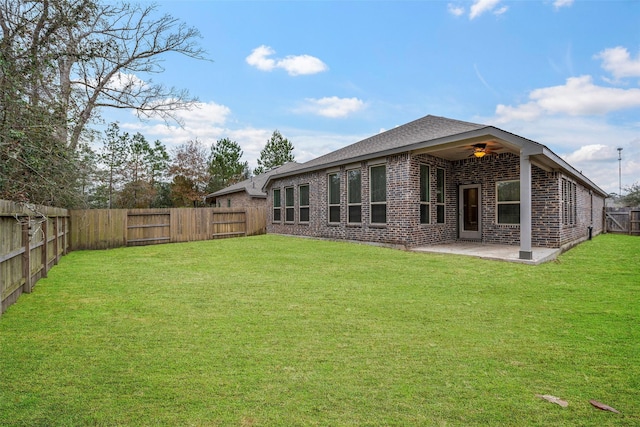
[459,184,481,240]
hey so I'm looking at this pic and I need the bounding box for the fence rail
[69,207,266,251]
[1,200,69,315]
[2,201,266,316]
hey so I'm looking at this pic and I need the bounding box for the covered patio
[411,242,561,265]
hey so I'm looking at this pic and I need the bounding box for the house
[262,115,607,260]
[204,162,299,209]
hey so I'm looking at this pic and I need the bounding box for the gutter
[262,126,609,198]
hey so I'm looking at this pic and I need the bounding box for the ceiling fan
[469,143,494,158]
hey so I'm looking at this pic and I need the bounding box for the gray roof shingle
[205,162,300,200]
[299,115,485,170]
[264,115,486,183]
[259,114,607,197]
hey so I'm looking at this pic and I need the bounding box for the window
[285,187,294,222]
[299,184,309,223]
[347,169,362,223]
[273,189,281,222]
[562,178,576,226]
[227,199,231,208]
[420,164,430,224]
[328,173,341,223]
[436,168,445,223]
[497,180,520,224]
[370,164,386,224]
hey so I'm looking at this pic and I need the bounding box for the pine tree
[253,130,294,175]
[208,138,249,192]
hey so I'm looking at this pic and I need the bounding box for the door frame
[459,184,482,240]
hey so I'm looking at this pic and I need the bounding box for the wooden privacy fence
[1,203,265,315]
[69,207,267,250]
[605,207,640,236]
[1,200,69,314]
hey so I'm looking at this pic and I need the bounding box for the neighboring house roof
[263,114,608,197]
[204,162,300,201]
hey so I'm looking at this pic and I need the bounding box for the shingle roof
[264,115,486,182]
[261,114,607,197]
[204,162,300,200]
[298,115,485,170]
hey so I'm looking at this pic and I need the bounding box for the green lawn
[1,234,638,426]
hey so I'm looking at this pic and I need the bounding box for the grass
[0,234,638,426]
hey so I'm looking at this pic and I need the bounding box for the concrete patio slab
[410,242,561,265]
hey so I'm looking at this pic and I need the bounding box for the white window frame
[496,180,520,225]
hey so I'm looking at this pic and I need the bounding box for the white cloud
[493,5,509,16]
[495,75,640,122]
[172,101,231,125]
[277,54,329,77]
[447,3,465,17]
[290,131,366,164]
[561,140,640,194]
[479,114,640,194]
[297,97,365,118]
[553,0,574,9]
[245,45,277,72]
[83,72,148,93]
[110,72,148,91]
[563,144,616,163]
[595,46,640,80]
[117,100,368,171]
[469,0,503,19]
[495,102,542,123]
[246,45,328,76]
[121,101,232,147]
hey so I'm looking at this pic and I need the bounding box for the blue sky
[110,0,640,194]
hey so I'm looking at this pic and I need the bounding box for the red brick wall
[214,192,265,210]
[266,152,605,249]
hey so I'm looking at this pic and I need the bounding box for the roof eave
[537,147,608,197]
[263,125,608,198]
[263,127,502,190]
[204,188,246,200]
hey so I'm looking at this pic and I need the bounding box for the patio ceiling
[411,136,521,162]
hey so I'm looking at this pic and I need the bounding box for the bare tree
[0,0,207,206]
[2,0,207,150]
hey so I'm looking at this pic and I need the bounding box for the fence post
[42,218,48,278]
[22,220,32,293]
[53,217,59,265]
[63,215,68,255]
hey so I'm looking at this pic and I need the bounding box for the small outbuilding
[204,162,299,209]
[262,115,607,260]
